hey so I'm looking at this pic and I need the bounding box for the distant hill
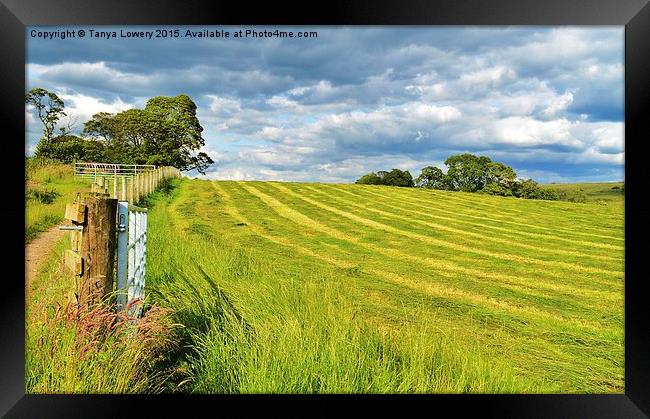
[540,182,624,204]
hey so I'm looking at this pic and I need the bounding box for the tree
[26,88,67,155]
[481,182,513,197]
[355,169,414,187]
[355,172,382,185]
[416,166,449,189]
[82,94,214,174]
[512,178,539,198]
[83,112,119,143]
[511,178,557,200]
[383,169,414,187]
[34,135,108,163]
[486,162,517,189]
[444,153,493,192]
[141,95,213,173]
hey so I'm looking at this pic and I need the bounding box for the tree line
[355,153,561,201]
[25,88,214,173]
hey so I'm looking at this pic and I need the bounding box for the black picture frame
[2,0,648,417]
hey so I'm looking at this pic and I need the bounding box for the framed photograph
[3,0,649,416]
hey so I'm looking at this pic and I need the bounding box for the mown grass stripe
[264,182,622,278]
[354,184,624,241]
[236,182,621,301]
[377,185,622,233]
[417,186,622,224]
[212,181,616,333]
[252,182,622,294]
[302,183,621,264]
[337,184,624,244]
[162,180,622,393]
[355,186,624,245]
[223,182,620,299]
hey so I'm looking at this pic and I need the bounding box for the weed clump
[27,299,179,394]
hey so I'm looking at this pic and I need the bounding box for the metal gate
[116,201,148,317]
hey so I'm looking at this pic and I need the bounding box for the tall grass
[144,181,545,393]
[25,158,90,242]
[25,235,180,394]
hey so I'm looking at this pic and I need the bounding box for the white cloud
[541,91,574,118]
[27,27,624,182]
[459,65,516,88]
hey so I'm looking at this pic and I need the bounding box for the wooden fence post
[78,193,118,310]
[129,176,134,203]
[121,177,127,201]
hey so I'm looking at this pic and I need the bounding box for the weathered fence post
[78,193,118,310]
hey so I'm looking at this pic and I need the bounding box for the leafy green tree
[83,111,120,142]
[486,162,517,189]
[444,153,493,192]
[512,178,539,198]
[383,169,414,187]
[355,172,382,185]
[141,95,213,173]
[34,135,107,163]
[416,166,449,189]
[355,169,414,187]
[82,95,214,173]
[511,178,558,200]
[26,88,67,156]
[481,182,513,196]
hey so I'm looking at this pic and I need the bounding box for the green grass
[24,170,624,393]
[140,178,624,393]
[25,229,178,394]
[25,159,90,242]
[541,182,625,204]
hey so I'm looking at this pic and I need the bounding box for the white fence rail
[79,164,181,203]
[75,162,156,179]
[116,201,148,318]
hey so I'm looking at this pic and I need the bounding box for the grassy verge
[25,158,91,243]
[25,228,180,393]
[25,174,181,394]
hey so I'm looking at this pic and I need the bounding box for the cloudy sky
[26,26,624,183]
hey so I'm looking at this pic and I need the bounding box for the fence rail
[86,165,181,204]
[75,162,156,179]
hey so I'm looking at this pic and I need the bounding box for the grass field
[25,159,90,242]
[137,178,624,393]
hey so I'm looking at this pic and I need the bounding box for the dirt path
[25,226,65,285]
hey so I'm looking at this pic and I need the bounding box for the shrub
[355,169,414,187]
[481,183,513,197]
[35,135,108,164]
[26,188,60,205]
